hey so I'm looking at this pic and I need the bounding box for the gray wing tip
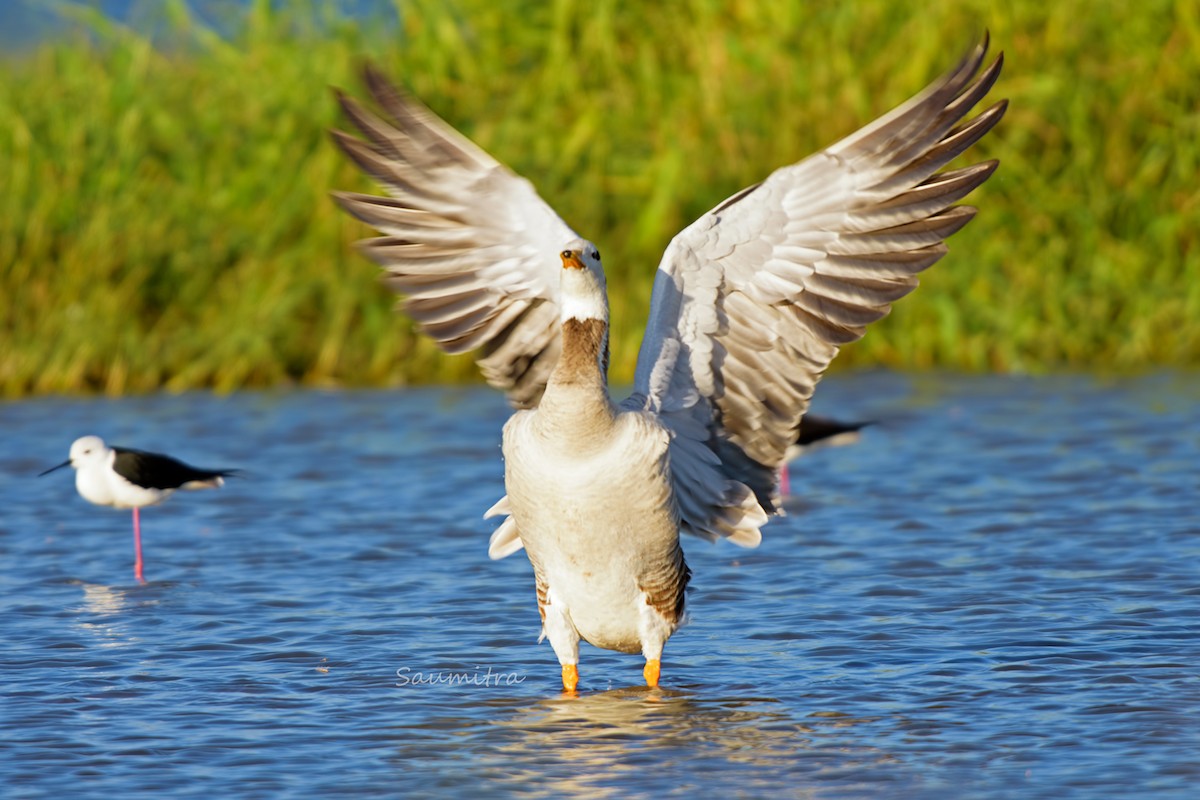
[327,126,362,156]
[351,60,405,106]
[361,60,398,97]
[987,97,1010,124]
[978,29,996,59]
[361,61,426,121]
[332,86,363,120]
[933,30,1001,109]
[943,30,990,90]
[977,158,1001,178]
[329,189,373,219]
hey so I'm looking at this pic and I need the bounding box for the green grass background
[1,0,1197,397]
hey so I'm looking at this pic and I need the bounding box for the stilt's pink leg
[779,464,791,497]
[133,508,145,583]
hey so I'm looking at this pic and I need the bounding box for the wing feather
[332,65,578,409]
[627,35,1006,544]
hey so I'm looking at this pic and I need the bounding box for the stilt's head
[39,435,111,476]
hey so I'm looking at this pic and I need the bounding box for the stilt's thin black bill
[39,460,72,477]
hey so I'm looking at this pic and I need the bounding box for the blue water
[2,372,1197,798]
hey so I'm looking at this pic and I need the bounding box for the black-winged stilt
[40,435,238,582]
[779,415,874,496]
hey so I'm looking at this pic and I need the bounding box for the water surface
[2,372,1197,798]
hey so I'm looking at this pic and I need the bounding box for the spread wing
[622,35,1007,545]
[332,65,578,409]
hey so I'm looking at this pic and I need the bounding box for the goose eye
[561,250,572,259]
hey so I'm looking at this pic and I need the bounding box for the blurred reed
[1,0,1196,397]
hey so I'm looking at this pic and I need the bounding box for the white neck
[559,269,608,323]
[560,295,607,322]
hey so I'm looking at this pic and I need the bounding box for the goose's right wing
[332,66,577,409]
[625,35,1005,546]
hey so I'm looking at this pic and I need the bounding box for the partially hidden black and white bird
[779,414,875,496]
[40,436,238,582]
[331,35,1006,692]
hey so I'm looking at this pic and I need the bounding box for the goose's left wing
[332,66,579,409]
[623,35,1007,545]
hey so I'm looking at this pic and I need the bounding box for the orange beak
[560,250,585,270]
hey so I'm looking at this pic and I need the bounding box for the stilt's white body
[75,450,172,509]
[43,435,234,582]
[62,435,223,509]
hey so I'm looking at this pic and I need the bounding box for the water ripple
[1,375,1198,798]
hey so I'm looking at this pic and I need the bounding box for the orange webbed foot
[643,659,661,688]
[561,663,579,693]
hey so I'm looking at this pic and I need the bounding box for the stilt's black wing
[112,447,236,490]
